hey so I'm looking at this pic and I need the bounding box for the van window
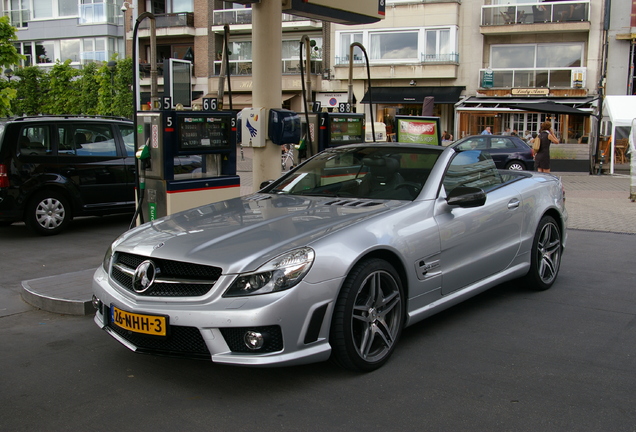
[18,126,52,156]
[58,124,117,157]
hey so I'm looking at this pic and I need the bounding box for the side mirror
[259,180,275,190]
[446,186,487,208]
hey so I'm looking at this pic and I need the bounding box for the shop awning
[456,96,597,114]
[508,100,591,115]
[360,86,465,104]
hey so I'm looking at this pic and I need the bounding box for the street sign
[482,69,494,88]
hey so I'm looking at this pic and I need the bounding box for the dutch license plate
[110,305,168,337]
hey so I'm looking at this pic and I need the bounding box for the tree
[0,16,25,116]
[44,59,80,114]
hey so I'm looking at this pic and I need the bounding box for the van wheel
[26,191,72,236]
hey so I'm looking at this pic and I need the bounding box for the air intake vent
[322,199,383,208]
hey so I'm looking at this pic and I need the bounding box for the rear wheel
[506,160,526,170]
[26,190,72,236]
[330,258,404,372]
[523,215,562,290]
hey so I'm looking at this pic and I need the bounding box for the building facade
[3,0,124,67]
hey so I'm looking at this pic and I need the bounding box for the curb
[21,269,96,316]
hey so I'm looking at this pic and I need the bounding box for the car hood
[113,194,404,274]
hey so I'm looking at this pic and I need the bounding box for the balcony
[138,12,194,29]
[79,2,120,25]
[334,52,459,66]
[212,9,313,26]
[479,67,587,89]
[4,9,30,28]
[213,59,323,76]
[481,1,590,34]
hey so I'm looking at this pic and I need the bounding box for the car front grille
[111,252,222,297]
[107,317,211,359]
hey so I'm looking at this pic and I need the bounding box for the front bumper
[92,266,340,367]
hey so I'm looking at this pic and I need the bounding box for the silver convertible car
[93,142,567,372]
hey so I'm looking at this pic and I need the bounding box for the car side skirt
[405,262,530,327]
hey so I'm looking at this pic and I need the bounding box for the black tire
[26,190,72,236]
[523,215,562,290]
[506,160,526,170]
[330,258,404,372]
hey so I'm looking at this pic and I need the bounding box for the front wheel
[330,258,404,372]
[26,190,72,236]
[523,215,562,290]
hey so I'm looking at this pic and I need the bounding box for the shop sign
[511,88,550,96]
[482,69,494,88]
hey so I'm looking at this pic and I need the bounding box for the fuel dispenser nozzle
[136,144,151,170]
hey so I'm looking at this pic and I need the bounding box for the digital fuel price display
[328,114,364,146]
[178,115,233,152]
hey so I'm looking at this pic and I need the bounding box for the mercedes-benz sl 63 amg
[93,142,567,372]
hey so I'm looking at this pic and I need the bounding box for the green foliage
[8,60,133,118]
[0,16,25,116]
[78,62,100,115]
[12,66,45,116]
[43,60,80,114]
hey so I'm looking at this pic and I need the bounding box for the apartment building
[328,0,603,145]
[3,0,124,66]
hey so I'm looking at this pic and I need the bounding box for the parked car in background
[0,116,136,235]
[93,142,567,372]
[451,135,535,171]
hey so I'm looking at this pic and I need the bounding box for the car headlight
[224,247,315,297]
[102,245,113,272]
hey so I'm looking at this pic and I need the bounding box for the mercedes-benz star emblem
[132,260,156,293]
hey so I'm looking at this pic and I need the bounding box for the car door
[487,137,518,168]
[57,123,132,209]
[434,150,523,295]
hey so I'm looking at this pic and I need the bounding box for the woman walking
[534,121,559,173]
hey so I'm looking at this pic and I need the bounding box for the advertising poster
[396,116,441,145]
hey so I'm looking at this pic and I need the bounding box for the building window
[338,32,363,62]
[425,28,451,61]
[489,42,584,87]
[370,31,418,61]
[336,27,457,65]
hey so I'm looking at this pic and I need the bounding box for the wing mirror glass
[446,186,487,208]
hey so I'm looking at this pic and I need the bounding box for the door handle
[508,199,520,210]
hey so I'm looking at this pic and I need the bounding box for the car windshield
[267,146,442,200]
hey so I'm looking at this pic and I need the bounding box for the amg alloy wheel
[524,215,562,290]
[331,258,404,372]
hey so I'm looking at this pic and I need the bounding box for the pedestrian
[511,129,518,136]
[442,130,453,145]
[524,130,533,143]
[534,121,559,173]
[481,126,492,135]
[502,127,511,136]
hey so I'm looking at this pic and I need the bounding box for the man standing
[481,126,492,135]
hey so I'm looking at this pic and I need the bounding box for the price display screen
[177,115,233,152]
[329,114,364,146]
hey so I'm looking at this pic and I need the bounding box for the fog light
[91,295,102,311]
[244,331,264,350]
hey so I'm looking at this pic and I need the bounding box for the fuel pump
[134,109,240,223]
